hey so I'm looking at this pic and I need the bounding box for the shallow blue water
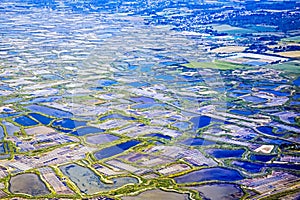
[205,149,245,159]
[293,76,300,86]
[86,134,119,145]
[28,113,54,125]
[269,163,300,171]
[172,121,190,130]
[232,160,265,173]
[144,133,172,140]
[290,101,300,106]
[21,96,62,104]
[233,160,300,172]
[89,87,104,91]
[190,116,211,131]
[131,103,166,109]
[130,96,156,103]
[0,113,20,118]
[256,137,291,145]
[250,154,276,162]
[94,140,140,160]
[26,105,73,118]
[60,163,138,194]
[99,114,136,121]
[174,167,244,183]
[98,79,118,87]
[71,126,104,136]
[257,126,273,134]
[262,90,290,97]
[195,183,245,200]
[14,116,39,126]
[257,126,285,136]
[155,74,175,81]
[0,127,4,140]
[230,109,259,116]
[2,121,20,136]
[53,118,87,129]
[243,96,267,104]
[182,138,216,146]
[128,82,150,88]
[3,98,23,104]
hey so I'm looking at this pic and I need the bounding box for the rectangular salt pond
[86,134,119,145]
[25,105,73,118]
[94,140,140,160]
[60,164,138,194]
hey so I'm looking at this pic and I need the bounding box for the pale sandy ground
[211,46,246,53]
[275,51,300,58]
[254,145,274,154]
[122,189,189,200]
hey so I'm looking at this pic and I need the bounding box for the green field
[282,36,300,43]
[245,24,278,32]
[182,60,245,70]
[267,61,300,74]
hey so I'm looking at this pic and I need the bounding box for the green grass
[245,24,277,32]
[266,61,300,74]
[182,60,245,70]
[282,36,300,43]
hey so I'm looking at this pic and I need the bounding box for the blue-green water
[9,173,50,196]
[60,164,138,194]
[174,167,244,183]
